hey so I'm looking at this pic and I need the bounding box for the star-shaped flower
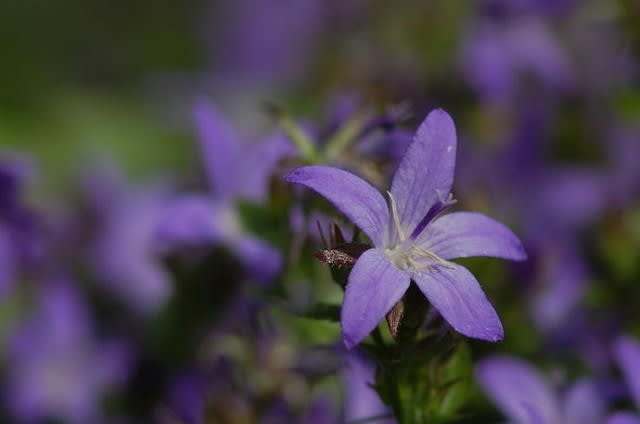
[286,109,526,348]
[156,99,292,283]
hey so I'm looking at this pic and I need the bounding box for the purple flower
[286,109,526,348]
[476,356,605,424]
[608,336,640,423]
[4,278,130,423]
[461,18,573,101]
[86,164,173,314]
[156,99,291,283]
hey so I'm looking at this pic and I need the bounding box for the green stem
[371,327,405,423]
[323,112,365,160]
[265,103,320,162]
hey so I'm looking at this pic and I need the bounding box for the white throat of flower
[384,191,454,271]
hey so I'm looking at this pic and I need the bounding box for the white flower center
[384,191,454,271]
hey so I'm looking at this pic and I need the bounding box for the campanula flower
[286,109,526,348]
[156,99,291,283]
[476,356,605,424]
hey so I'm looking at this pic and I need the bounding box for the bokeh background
[1,0,639,423]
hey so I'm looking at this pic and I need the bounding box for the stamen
[385,243,455,271]
[387,191,406,242]
[413,246,456,269]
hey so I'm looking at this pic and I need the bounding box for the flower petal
[235,133,294,203]
[412,264,503,341]
[231,235,282,284]
[475,356,561,424]
[613,336,640,409]
[562,379,605,424]
[193,99,241,198]
[531,247,586,332]
[390,109,457,236]
[418,212,526,261]
[154,194,225,250]
[341,249,409,349]
[286,166,389,246]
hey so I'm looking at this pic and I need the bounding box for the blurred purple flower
[156,99,291,283]
[476,356,605,424]
[87,165,173,314]
[342,351,395,423]
[608,336,640,423]
[0,155,42,294]
[4,278,130,423]
[461,18,572,101]
[207,0,326,85]
[287,109,526,348]
[530,245,588,332]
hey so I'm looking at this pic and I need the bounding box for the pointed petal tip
[513,243,528,262]
[458,321,504,342]
[447,304,504,342]
[284,166,306,184]
[426,107,453,120]
[422,108,455,136]
[413,265,504,343]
